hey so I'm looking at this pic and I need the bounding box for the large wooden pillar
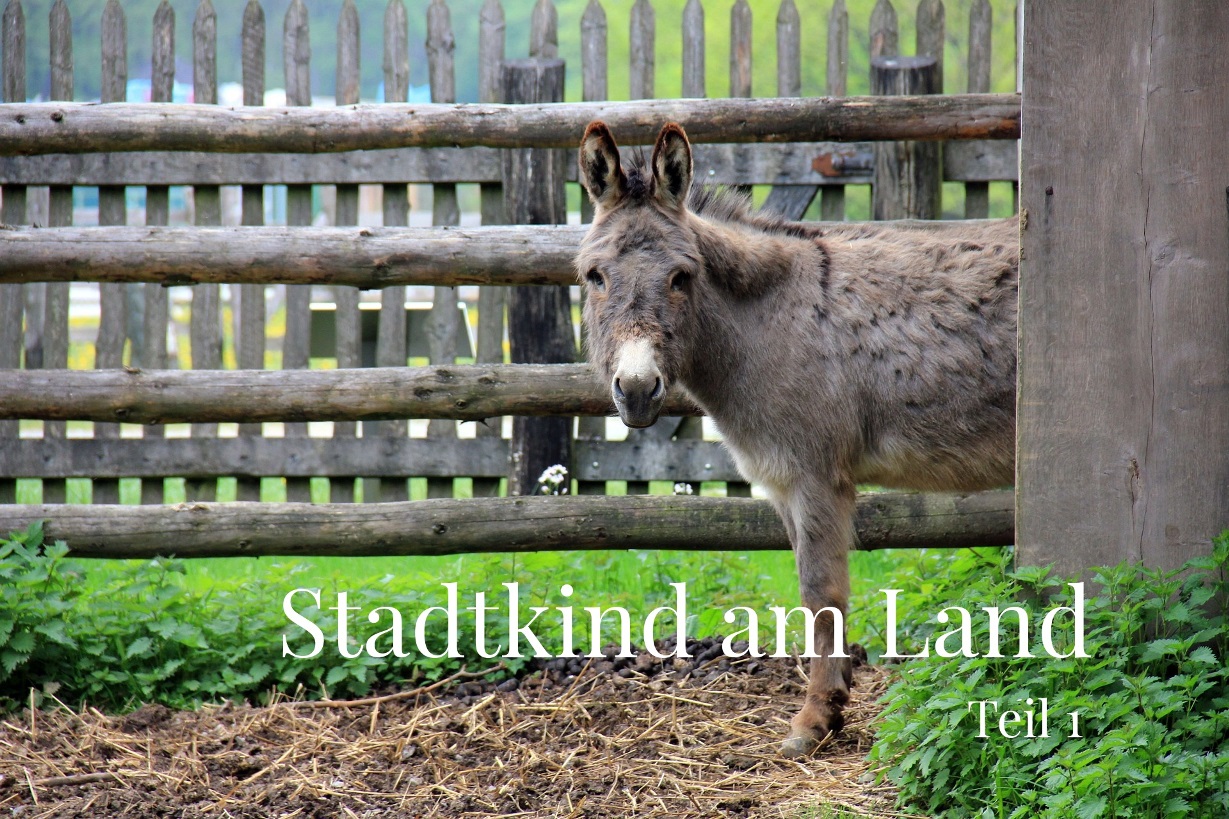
[1018,2,1229,574]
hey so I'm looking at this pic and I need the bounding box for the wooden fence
[0,0,1020,555]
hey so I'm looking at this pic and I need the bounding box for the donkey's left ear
[651,122,693,211]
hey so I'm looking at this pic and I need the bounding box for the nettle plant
[869,534,1229,819]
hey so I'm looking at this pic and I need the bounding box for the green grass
[869,536,1229,819]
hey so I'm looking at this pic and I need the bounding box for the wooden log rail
[0,94,1021,156]
[0,220,1010,287]
[0,492,1015,559]
[0,364,694,424]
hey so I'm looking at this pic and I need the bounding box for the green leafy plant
[868,533,1229,818]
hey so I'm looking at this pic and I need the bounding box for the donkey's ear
[579,121,627,210]
[650,122,693,211]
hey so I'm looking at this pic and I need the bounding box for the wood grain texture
[472,0,504,492]
[235,0,267,502]
[822,0,848,222]
[0,141,904,187]
[93,1,128,500]
[329,0,361,502]
[681,0,704,98]
[963,0,992,218]
[629,0,653,99]
[0,491,1014,559]
[915,0,944,92]
[580,0,606,103]
[1,0,26,501]
[1018,1,1229,573]
[0,436,732,482]
[869,0,897,60]
[2,0,24,104]
[872,56,940,220]
[426,0,460,498]
[503,59,572,497]
[281,0,312,503]
[0,220,1006,286]
[529,0,557,59]
[776,0,799,97]
[729,0,751,98]
[0,96,1022,155]
[41,0,71,504]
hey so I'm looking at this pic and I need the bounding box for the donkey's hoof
[780,734,820,758]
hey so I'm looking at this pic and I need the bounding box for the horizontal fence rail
[0,364,692,424]
[0,438,740,482]
[0,141,1019,187]
[0,94,1022,156]
[0,220,1011,286]
[0,492,1015,559]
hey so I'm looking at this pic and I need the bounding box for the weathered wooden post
[502,57,572,496]
[1018,1,1229,576]
[0,0,24,505]
[471,0,506,500]
[871,54,940,220]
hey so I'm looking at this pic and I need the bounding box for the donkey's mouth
[620,414,660,429]
[612,378,668,427]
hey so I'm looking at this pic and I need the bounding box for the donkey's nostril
[651,377,663,399]
[614,378,625,399]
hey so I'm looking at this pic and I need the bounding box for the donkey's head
[576,121,701,428]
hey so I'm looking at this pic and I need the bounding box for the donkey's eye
[586,269,606,291]
[669,270,691,292]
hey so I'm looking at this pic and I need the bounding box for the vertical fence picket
[1,0,26,230]
[729,0,751,98]
[39,0,72,505]
[139,0,172,505]
[184,0,222,502]
[234,0,266,502]
[760,0,816,218]
[869,0,897,60]
[0,0,24,504]
[575,0,607,496]
[1012,0,1020,213]
[375,0,409,502]
[281,0,313,503]
[530,0,557,59]
[327,0,360,503]
[681,0,704,98]
[91,0,128,505]
[629,0,653,100]
[472,0,505,499]
[964,0,991,218]
[425,0,460,500]
[776,0,799,97]
[916,0,944,92]
[821,0,847,221]
[503,58,571,497]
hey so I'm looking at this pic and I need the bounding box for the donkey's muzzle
[612,338,665,428]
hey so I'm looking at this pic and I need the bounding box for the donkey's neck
[689,215,818,299]
[680,217,821,420]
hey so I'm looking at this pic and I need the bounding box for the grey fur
[577,122,1018,756]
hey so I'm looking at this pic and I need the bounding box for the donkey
[576,121,1018,757]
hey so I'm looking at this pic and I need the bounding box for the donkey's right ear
[579,121,627,210]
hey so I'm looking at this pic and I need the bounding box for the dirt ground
[0,639,914,818]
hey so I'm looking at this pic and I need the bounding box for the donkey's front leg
[779,480,855,758]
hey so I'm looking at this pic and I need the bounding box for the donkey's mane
[623,152,823,240]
